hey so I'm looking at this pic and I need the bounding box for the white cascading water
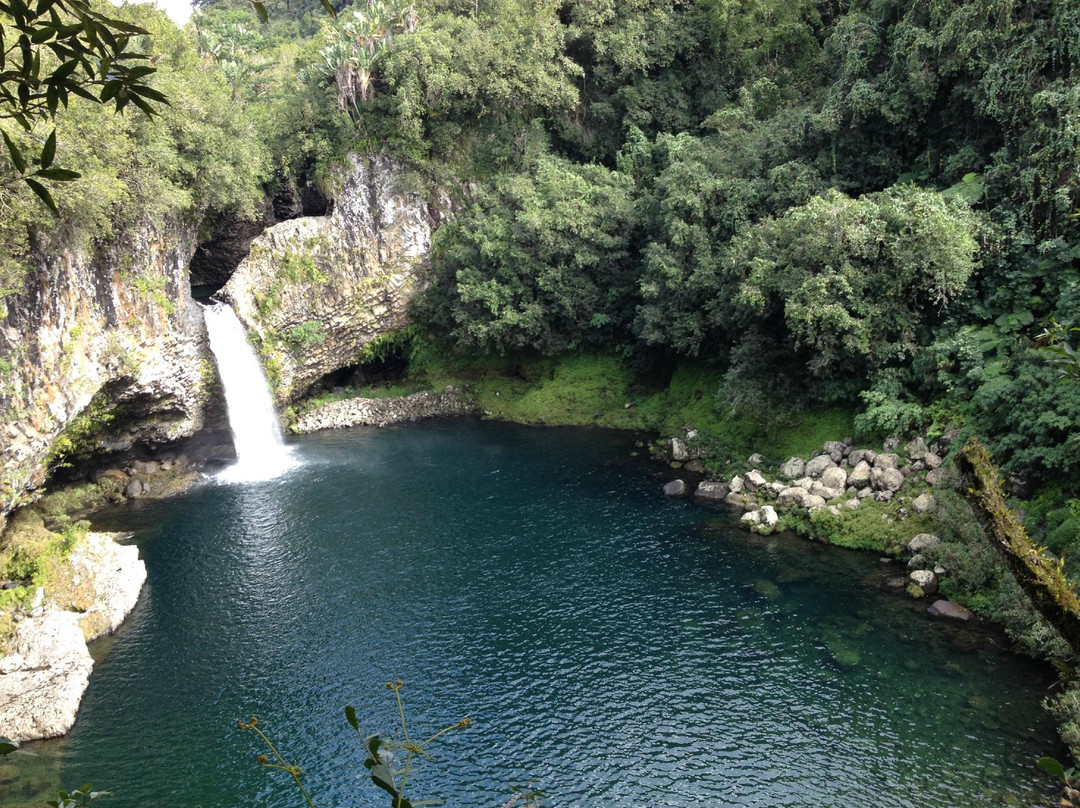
[202,302,297,482]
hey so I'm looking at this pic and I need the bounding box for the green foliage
[285,319,327,350]
[45,394,119,470]
[416,153,637,354]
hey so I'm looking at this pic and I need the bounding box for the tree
[0,0,166,210]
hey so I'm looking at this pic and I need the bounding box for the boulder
[822,441,846,462]
[803,494,827,510]
[907,554,928,570]
[670,438,690,462]
[928,600,973,621]
[810,481,843,501]
[779,457,806,480]
[684,459,705,473]
[744,470,768,492]
[725,492,752,508]
[874,453,901,470]
[870,467,904,492]
[804,455,837,478]
[759,505,779,528]
[821,466,848,491]
[748,453,766,465]
[662,479,687,496]
[843,498,860,510]
[925,468,946,487]
[857,486,874,499]
[0,610,93,741]
[903,436,929,461]
[694,481,730,501]
[883,436,901,451]
[911,492,936,514]
[910,569,938,594]
[847,449,876,467]
[730,475,745,494]
[923,452,942,470]
[741,510,762,525]
[907,533,941,554]
[124,479,144,498]
[793,476,814,490]
[777,487,809,507]
[874,490,894,502]
[848,460,872,486]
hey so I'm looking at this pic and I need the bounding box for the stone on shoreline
[909,569,938,594]
[907,533,941,554]
[694,481,730,501]
[0,532,146,742]
[928,600,974,621]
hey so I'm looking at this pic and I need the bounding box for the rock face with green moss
[222,155,443,404]
[0,531,145,741]
[0,218,214,521]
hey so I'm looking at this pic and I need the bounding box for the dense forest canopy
[1,0,1077,485]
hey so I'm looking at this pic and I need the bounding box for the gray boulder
[874,453,901,470]
[759,505,779,528]
[848,449,876,467]
[730,475,745,494]
[907,533,941,554]
[925,468,946,487]
[804,455,837,478]
[744,470,768,492]
[670,438,690,462]
[923,452,943,470]
[694,481,730,501]
[910,569,938,594]
[823,441,846,462]
[857,486,874,499]
[663,479,687,496]
[928,600,974,621]
[870,467,904,492]
[780,457,806,480]
[821,466,848,491]
[803,494,827,509]
[748,453,766,465]
[911,492,936,514]
[778,487,809,507]
[848,460,872,486]
[810,481,843,501]
[124,479,144,498]
[903,436,929,461]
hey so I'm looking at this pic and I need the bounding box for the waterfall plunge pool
[6,421,1064,807]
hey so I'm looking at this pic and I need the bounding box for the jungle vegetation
[3,0,1080,757]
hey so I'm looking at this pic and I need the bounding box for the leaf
[345,705,360,732]
[1038,756,1067,780]
[25,176,58,214]
[40,128,54,167]
[35,167,80,181]
[2,129,28,173]
[319,0,337,19]
[0,738,20,756]
[370,763,399,798]
[251,1,268,23]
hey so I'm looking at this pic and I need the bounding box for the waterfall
[202,302,297,482]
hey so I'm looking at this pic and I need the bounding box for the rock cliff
[0,219,213,520]
[222,155,441,403]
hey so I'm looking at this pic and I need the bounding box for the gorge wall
[222,155,442,403]
[0,219,213,520]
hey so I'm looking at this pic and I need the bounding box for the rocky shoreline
[660,431,976,619]
[290,388,476,433]
[0,532,146,742]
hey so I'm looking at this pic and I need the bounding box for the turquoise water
[5,421,1064,807]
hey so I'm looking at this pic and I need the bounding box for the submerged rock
[663,479,687,496]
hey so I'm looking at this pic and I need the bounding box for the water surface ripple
[16,421,1063,807]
